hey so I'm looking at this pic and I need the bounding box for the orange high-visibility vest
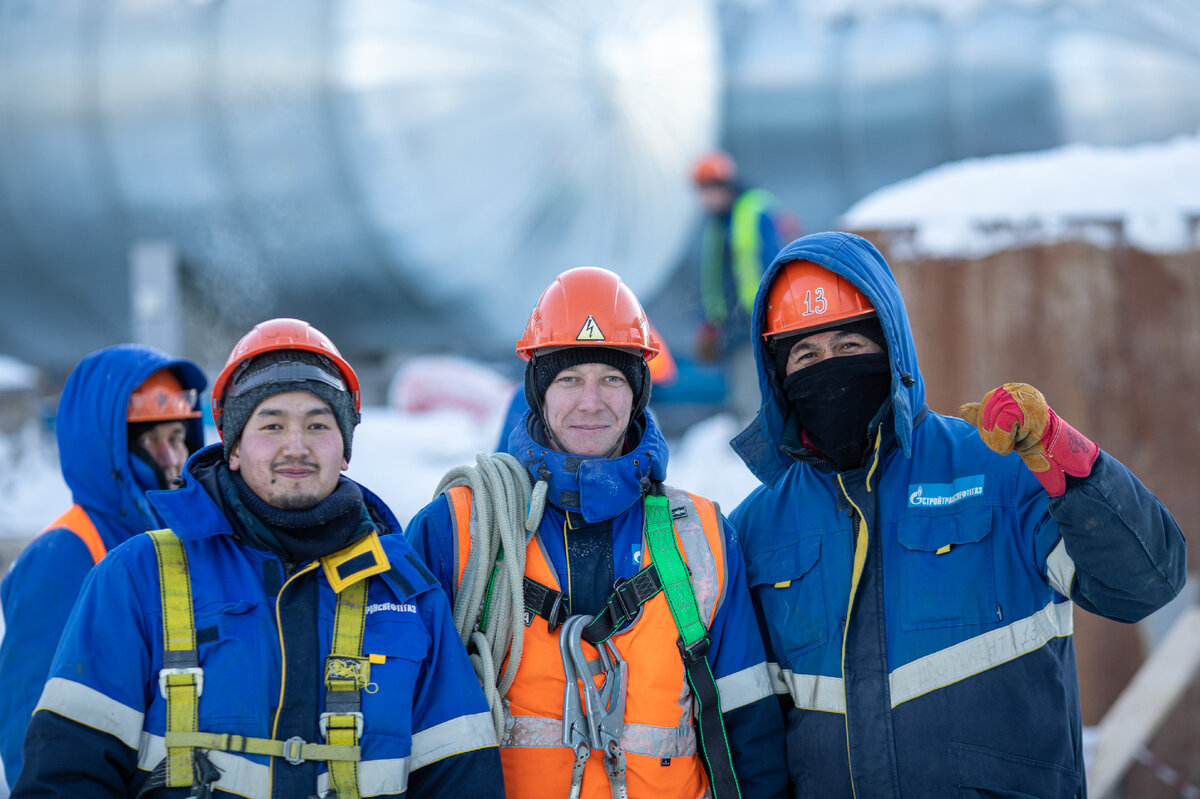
[42,504,106,564]
[446,484,727,799]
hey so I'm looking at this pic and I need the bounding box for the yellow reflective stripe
[1045,538,1076,598]
[36,677,144,750]
[325,575,369,799]
[714,662,775,712]
[502,715,695,759]
[775,601,1075,713]
[889,600,1074,706]
[148,528,199,788]
[165,731,359,762]
[730,189,775,313]
[410,711,499,770]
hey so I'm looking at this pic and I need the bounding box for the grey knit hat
[219,350,360,461]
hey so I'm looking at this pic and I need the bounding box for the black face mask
[782,353,892,471]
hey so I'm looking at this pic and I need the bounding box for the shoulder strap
[45,504,106,564]
[146,529,366,797]
[643,487,742,799]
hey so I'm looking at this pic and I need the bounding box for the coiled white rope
[434,452,547,740]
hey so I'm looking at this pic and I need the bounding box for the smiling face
[542,361,634,458]
[228,390,347,510]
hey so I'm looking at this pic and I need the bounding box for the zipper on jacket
[268,560,319,789]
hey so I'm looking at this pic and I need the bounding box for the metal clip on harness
[559,615,629,799]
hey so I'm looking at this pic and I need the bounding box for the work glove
[694,321,722,363]
[959,382,1098,497]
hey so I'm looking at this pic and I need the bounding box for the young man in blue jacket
[406,267,788,799]
[14,318,502,798]
[730,231,1186,797]
[0,345,207,790]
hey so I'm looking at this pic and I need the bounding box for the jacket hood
[731,231,927,487]
[57,344,207,530]
[508,410,669,523]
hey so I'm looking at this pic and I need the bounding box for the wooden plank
[1087,605,1200,798]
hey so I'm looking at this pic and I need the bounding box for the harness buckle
[158,667,205,699]
[319,711,364,740]
[547,591,565,632]
[283,735,307,766]
[677,634,711,664]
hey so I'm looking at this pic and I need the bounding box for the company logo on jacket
[908,475,985,507]
[366,602,417,615]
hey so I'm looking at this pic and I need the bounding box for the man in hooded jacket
[0,345,207,790]
[729,231,1186,797]
[407,267,788,799]
[13,319,501,798]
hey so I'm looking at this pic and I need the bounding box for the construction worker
[14,319,502,798]
[407,267,788,799]
[0,345,206,790]
[729,231,1187,796]
[690,150,793,421]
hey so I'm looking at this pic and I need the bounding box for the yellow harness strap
[149,529,203,788]
[150,529,378,796]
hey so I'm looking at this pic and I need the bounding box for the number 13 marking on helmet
[803,288,828,316]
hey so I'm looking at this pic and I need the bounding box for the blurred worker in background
[730,231,1186,796]
[0,345,207,790]
[690,150,796,422]
[408,267,788,799]
[14,319,501,798]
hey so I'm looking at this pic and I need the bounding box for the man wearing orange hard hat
[729,231,1186,796]
[409,267,788,799]
[0,345,207,790]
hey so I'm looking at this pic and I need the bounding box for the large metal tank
[0,0,720,374]
[721,0,1200,236]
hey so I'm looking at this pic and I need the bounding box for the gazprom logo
[908,475,985,507]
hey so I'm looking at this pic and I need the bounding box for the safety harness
[447,462,741,799]
[145,528,374,798]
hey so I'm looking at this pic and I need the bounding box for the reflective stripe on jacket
[446,484,726,799]
[701,188,778,324]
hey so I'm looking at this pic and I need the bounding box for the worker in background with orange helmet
[0,345,207,791]
[14,320,502,798]
[729,231,1186,796]
[407,267,788,799]
[690,150,795,421]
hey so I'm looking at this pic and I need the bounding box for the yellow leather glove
[960,382,1098,497]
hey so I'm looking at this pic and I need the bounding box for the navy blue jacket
[730,231,1186,797]
[14,444,502,798]
[0,345,206,788]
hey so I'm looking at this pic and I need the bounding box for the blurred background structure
[1,2,1198,793]
[2,0,1199,384]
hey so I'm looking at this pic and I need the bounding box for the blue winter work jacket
[0,345,206,790]
[14,444,502,798]
[729,231,1187,797]
[407,410,789,798]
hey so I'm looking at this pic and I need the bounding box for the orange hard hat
[516,267,659,362]
[128,369,202,423]
[211,318,360,430]
[692,150,737,186]
[763,260,875,340]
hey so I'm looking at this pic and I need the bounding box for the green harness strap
[642,491,742,799]
[149,528,367,796]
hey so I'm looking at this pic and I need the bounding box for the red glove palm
[959,383,1098,497]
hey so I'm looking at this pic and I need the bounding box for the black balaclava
[782,352,892,472]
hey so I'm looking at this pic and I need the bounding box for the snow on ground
[841,130,1200,257]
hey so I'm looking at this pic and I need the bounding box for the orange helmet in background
[211,317,361,430]
[128,369,202,423]
[691,150,737,186]
[763,260,875,340]
[516,267,659,362]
